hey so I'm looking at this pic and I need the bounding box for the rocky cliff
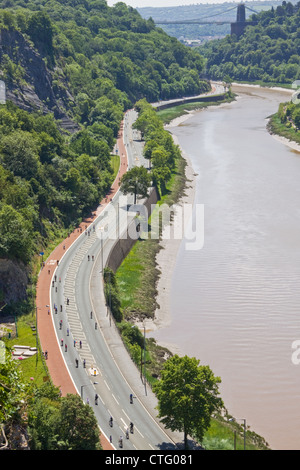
[0,27,79,133]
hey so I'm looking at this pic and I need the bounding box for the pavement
[36,116,129,450]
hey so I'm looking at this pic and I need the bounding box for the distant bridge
[154,3,258,36]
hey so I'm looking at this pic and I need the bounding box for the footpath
[36,117,129,450]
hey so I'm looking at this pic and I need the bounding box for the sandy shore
[140,114,197,341]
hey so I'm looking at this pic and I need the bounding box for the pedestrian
[65,344,67,352]
[90,311,93,319]
[75,358,78,368]
[61,339,63,347]
[67,328,69,336]
[95,322,97,330]
[83,359,86,368]
[45,350,48,360]
[95,393,98,405]
[67,298,69,305]
[59,320,62,329]
[60,304,62,312]
[79,340,82,349]
[74,340,76,347]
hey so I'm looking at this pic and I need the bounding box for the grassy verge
[111,153,120,181]
[268,112,300,146]
[157,92,235,125]
[116,149,187,322]
[3,314,49,387]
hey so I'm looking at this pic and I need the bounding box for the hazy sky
[107,0,236,8]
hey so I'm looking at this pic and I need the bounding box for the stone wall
[106,186,159,272]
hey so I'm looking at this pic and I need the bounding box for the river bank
[148,96,238,349]
[150,82,299,350]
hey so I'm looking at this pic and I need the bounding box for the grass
[116,147,187,321]
[3,313,49,387]
[157,93,235,125]
[111,153,120,181]
[268,112,300,146]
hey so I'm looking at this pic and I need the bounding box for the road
[151,81,226,110]
[48,109,182,450]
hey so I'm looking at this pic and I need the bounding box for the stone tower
[231,3,247,37]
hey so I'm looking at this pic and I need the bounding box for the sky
[106,0,236,8]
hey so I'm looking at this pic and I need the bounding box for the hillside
[137,1,287,43]
[0,0,209,308]
[199,0,300,84]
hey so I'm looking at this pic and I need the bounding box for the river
[151,85,300,450]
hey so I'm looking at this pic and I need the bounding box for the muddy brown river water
[152,85,300,449]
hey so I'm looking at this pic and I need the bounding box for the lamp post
[98,226,104,274]
[131,325,147,396]
[143,325,147,396]
[229,417,246,450]
[80,382,98,399]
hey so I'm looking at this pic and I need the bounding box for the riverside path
[36,109,185,450]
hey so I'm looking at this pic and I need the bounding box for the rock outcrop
[0,27,79,133]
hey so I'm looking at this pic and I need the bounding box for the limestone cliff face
[0,27,79,133]
[0,258,28,306]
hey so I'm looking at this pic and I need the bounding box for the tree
[0,203,33,263]
[56,394,101,450]
[153,355,223,449]
[120,166,151,204]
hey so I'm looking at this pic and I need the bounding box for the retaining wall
[106,186,160,272]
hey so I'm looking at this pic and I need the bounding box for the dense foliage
[277,98,300,128]
[133,98,182,196]
[0,101,113,264]
[0,351,101,450]
[0,0,208,106]
[200,1,300,85]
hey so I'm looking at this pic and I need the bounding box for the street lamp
[98,226,104,274]
[131,325,147,396]
[229,417,246,450]
[80,382,98,399]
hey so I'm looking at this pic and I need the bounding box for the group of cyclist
[109,401,134,449]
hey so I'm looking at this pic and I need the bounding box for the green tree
[153,355,223,449]
[0,131,40,179]
[120,166,151,204]
[0,203,33,263]
[55,394,101,450]
[26,11,54,60]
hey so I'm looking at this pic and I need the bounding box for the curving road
[48,109,182,450]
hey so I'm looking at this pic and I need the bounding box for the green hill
[0,0,209,307]
[199,0,300,85]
